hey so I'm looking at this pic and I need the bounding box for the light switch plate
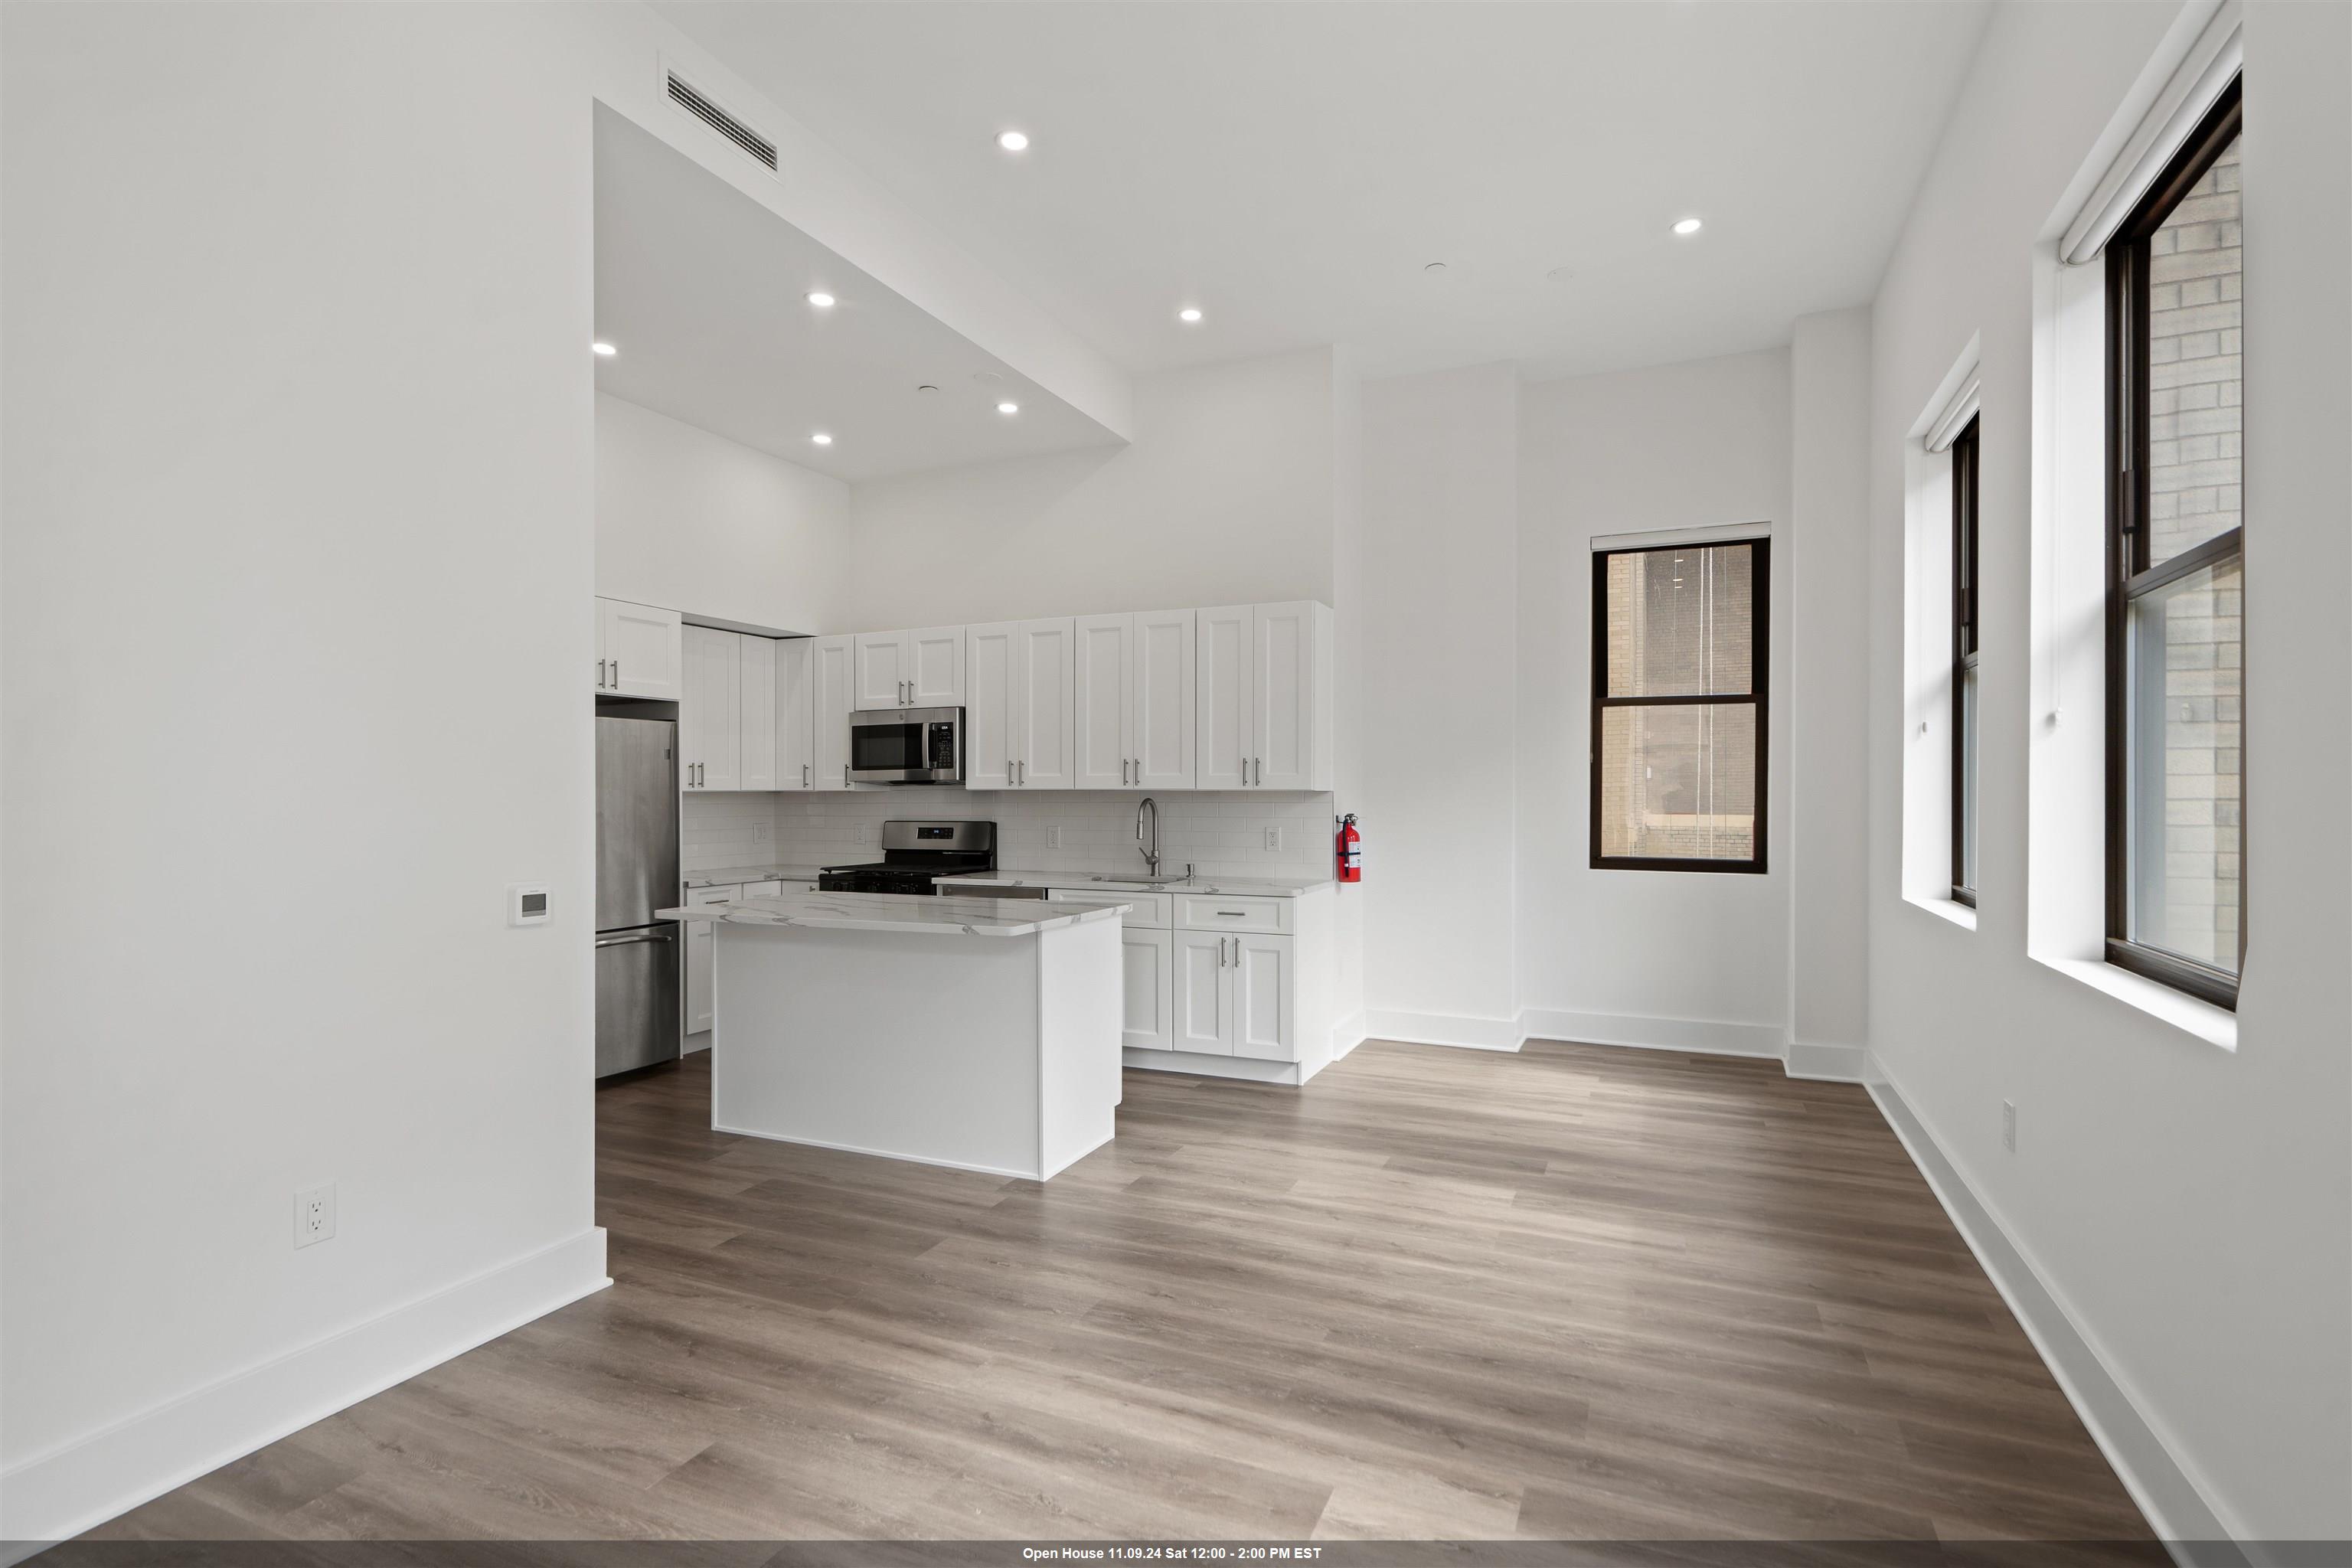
[1264,826,1282,851]
[1047,826,1063,849]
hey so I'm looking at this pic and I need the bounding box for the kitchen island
[657,890,1128,1181]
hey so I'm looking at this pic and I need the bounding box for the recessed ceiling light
[591,341,616,356]
[811,432,833,446]
[805,291,836,309]
[1178,306,1204,324]
[995,129,1030,152]
[1672,217,1704,236]
[997,401,1021,416]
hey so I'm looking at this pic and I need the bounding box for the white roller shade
[1589,520,1770,554]
[2060,1,2242,265]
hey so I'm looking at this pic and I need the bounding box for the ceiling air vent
[666,71,776,172]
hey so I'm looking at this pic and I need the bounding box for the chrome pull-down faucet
[1137,795,1161,878]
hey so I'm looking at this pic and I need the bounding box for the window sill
[1904,893,1978,932]
[2036,955,2239,1052]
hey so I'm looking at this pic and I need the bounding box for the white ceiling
[593,106,1122,482]
[658,1,1991,382]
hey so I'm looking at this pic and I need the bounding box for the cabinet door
[684,884,738,1037]
[598,598,684,700]
[1130,609,1196,791]
[1171,929,1233,1054]
[854,631,909,709]
[774,637,814,791]
[906,626,965,705]
[1014,618,1076,789]
[681,626,743,791]
[1195,604,1256,790]
[1253,601,1319,792]
[1231,933,1294,1061]
[962,622,1016,790]
[1122,927,1175,1051]
[812,635,856,790]
[738,637,778,791]
[1071,612,1132,791]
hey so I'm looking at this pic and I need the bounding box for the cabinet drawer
[1176,894,1288,934]
[687,884,739,906]
[1048,889,1171,929]
[740,880,782,898]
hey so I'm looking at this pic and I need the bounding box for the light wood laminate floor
[89,1039,2154,1547]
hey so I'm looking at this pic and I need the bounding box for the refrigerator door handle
[595,928,676,949]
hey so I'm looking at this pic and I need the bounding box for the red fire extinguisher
[1337,813,1361,884]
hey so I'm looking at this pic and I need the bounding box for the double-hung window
[1591,537,1768,873]
[2105,77,2243,1008]
[1952,415,1980,906]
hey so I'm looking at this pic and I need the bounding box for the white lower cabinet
[1052,885,1323,1068]
[1122,927,1175,1052]
[1171,927,1235,1054]
[1231,932,1292,1060]
[684,884,737,1038]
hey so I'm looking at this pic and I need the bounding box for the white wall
[843,348,1338,630]
[0,0,1132,1541]
[1516,350,1795,1045]
[596,393,851,633]
[1358,365,1520,1042]
[1864,0,2351,1538]
[1785,309,1874,1067]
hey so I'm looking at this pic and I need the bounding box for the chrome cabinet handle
[802,763,810,786]
[844,763,850,786]
[613,660,619,688]
[1253,757,1261,786]
[596,658,606,688]
[1240,756,1249,783]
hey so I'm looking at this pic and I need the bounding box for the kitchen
[588,103,1348,1175]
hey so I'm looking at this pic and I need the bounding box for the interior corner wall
[1328,355,1368,1044]
[1864,0,2352,1537]
[595,393,852,634]
[1516,350,1795,1046]
[1357,364,1521,1042]
[841,348,1338,632]
[1786,309,1873,1060]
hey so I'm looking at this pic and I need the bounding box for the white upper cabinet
[1131,609,1197,790]
[1014,618,1076,789]
[964,622,1016,791]
[1251,600,1331,792]
[774,636,815,792]
[1072,613,1132,791]
[1195,604,1256,790]
[812,635,855,790]
[965,619,1073,789]
[680,626,742,791]
[595,598,682,700]
[854,626,965,709]
[853,632,906,710]
[907,626,965,706]
[738,635,778,792]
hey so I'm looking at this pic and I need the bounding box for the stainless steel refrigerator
[595,714,681,1077]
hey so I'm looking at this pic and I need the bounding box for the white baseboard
[1364,1008,1526,1052]
[1520,1006,1784,1058]
[1865,1070,2241,1555]
[1783,1040,1868,1081]
[0,1227,609,1549]
[1329,1011,1368,1059]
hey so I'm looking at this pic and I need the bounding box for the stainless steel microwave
[848,707,964,785]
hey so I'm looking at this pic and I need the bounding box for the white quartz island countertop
[934,871,1336,897]
[657,890,1130,938]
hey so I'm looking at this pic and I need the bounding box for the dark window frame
[1951,414,1980,908]
[1589,537,1770,875]
[2103,77,2243,1011]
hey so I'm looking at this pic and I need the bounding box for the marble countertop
[936,871,1335,897]
[656,890,1130,938]
[681,864,828,890]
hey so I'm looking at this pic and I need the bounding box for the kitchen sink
[1086,874,1193,887]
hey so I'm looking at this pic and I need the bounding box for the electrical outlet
[2001,1100,2017,1152]
[1047,825,1063,849]
[854,822,870,843]
[753,822,769,841]
[294,1183,336,1249]
[1264,825,1282,851]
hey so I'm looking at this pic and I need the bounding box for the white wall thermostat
[508,883,552,927]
